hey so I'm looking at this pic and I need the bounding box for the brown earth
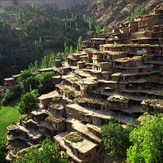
[86,0,163,28]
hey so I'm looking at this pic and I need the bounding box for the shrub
[14,139,70,163]
[101,121,133,159]
[127,114,163,163]
[18,92,37,114]
[1,89,14,105]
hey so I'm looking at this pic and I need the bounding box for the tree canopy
[127,114,163,163]
[18,91,37,114]
[18,70,53,94]
[14,139,70,163]
[101,121,132,159]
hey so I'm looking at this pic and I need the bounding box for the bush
[127,114,163,163]
[18,92,37,114]
[101,121,133,159]
[129,4,145,21]
[18,70,53,94]
[14,139,70,163]
[37,72,53,94]
[18,70,39,92]
[1,89,14,105]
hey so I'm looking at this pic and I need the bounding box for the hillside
[0,0,92,9]
[86,0,163,28]
[0,4,99,84]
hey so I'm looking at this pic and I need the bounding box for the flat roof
[91,38,106,41]
[4,77,15,81]
[98,80,117,84]
[31,109,49,116]
[66,104,113,120]
[114,56,142,63]
[111,73,122,77]
[38,91,59,100]
[38,67,54,72]
[79,77,98,85]
[102,43,163,48]
[65,134,97,153]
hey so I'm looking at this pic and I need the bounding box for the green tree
[64,41,69,58]
[37,72,53,94]
[18,70,39,92]
[129,4,145,21]
[1,89,14,105]
[14,139,69,163]
[101,121,132,159]
[69,45,73,54]
[77,36,82,51]
[18,91,37,114]
[96,24,102,35]
[127,115,163,163]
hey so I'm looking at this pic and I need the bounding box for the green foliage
[40,53,56,69]
[0,5,98,84]
[18,70,39,92]
[14,139,70,163]
[69,45,73,54]
[1,89,14,105]
[87,30,94,37]
[77,36,82,51]
[101,121,132,159]
[127,115,163,163]
[129,4,145,21]
[83,13,109,36]
[64,41,69,58]
[96,24,102,35]
[36,72,53,94]
[18,70,53,94]
[18,92,37,114]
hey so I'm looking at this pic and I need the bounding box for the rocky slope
[86,0,163,28]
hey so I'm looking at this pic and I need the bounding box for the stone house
[141,99,163,114]
[107,94,129,110]
[45,115,65,133]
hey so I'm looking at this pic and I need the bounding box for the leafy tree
[18,70,36,92]
[127,114,163,163]
[69,45,73,54]
[18,70,53,94]
[14,139,69,163]
[18,91,37,114]
[77,36,82,51]
[129,4,145,21]
[64,41,69,58]
[101,121,132,159]
[37,72,53,94]
[96,24,102,35]
[1,89,14,105]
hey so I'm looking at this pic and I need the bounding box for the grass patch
[0,106,20,139]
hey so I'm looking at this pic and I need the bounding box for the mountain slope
[86,0,163,28]
[0,0,93,9]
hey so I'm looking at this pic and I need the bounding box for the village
[3,8,163,163]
